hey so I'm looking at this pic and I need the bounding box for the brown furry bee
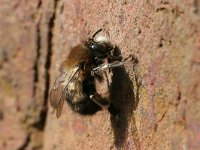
[50,29,127,120]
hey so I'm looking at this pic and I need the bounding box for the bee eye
[90,43,107,53]
[91,44,98,50]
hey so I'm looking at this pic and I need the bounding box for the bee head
[85,29,113,59]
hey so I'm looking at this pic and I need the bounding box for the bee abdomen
[66,79,102,115]
[66,97,102,115]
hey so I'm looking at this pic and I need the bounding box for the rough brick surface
[0,0,54,149]
[0,0,200,150]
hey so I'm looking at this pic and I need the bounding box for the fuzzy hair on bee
[49,29,131,121]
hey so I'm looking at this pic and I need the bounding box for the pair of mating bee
[50,29,131,122]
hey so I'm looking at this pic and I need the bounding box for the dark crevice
[194,0,199,14]
[33,0,42,97]
[22,2,42,150]
[0,110,3,121]
[17,135,30,150]
[33,22,41,96]
[157,108,169,123]
[33,0,58,131]
[37,0,42,9]
[19,0,58,149]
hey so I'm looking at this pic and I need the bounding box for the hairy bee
[50,29,126,119]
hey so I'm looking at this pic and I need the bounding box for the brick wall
[0,0,200,149]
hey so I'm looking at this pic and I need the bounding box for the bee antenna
[92,29,103,39]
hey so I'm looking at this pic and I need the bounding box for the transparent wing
[56,96,65,118]
[49,71,68,108]
[49,66,80,116]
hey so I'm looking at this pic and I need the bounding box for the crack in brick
[33,20,41,97]
[157,108,169,123]
[35,0,58,131]
[20,2,43,150]
[194,0,199,14]
[18,0,59,149]
[17,135,30,150]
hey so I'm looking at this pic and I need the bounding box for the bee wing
[49,66,80,109]
[49,72,67,108]
[56,95,65,118]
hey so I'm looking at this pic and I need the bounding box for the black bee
[50,29,128,120]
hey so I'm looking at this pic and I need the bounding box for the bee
[50,29,129,120]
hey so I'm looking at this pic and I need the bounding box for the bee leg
[122,54,138,64]
[91,61,124,73]
[89,95,109,109]
[92,55,138,74]
[90,95,120,127]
